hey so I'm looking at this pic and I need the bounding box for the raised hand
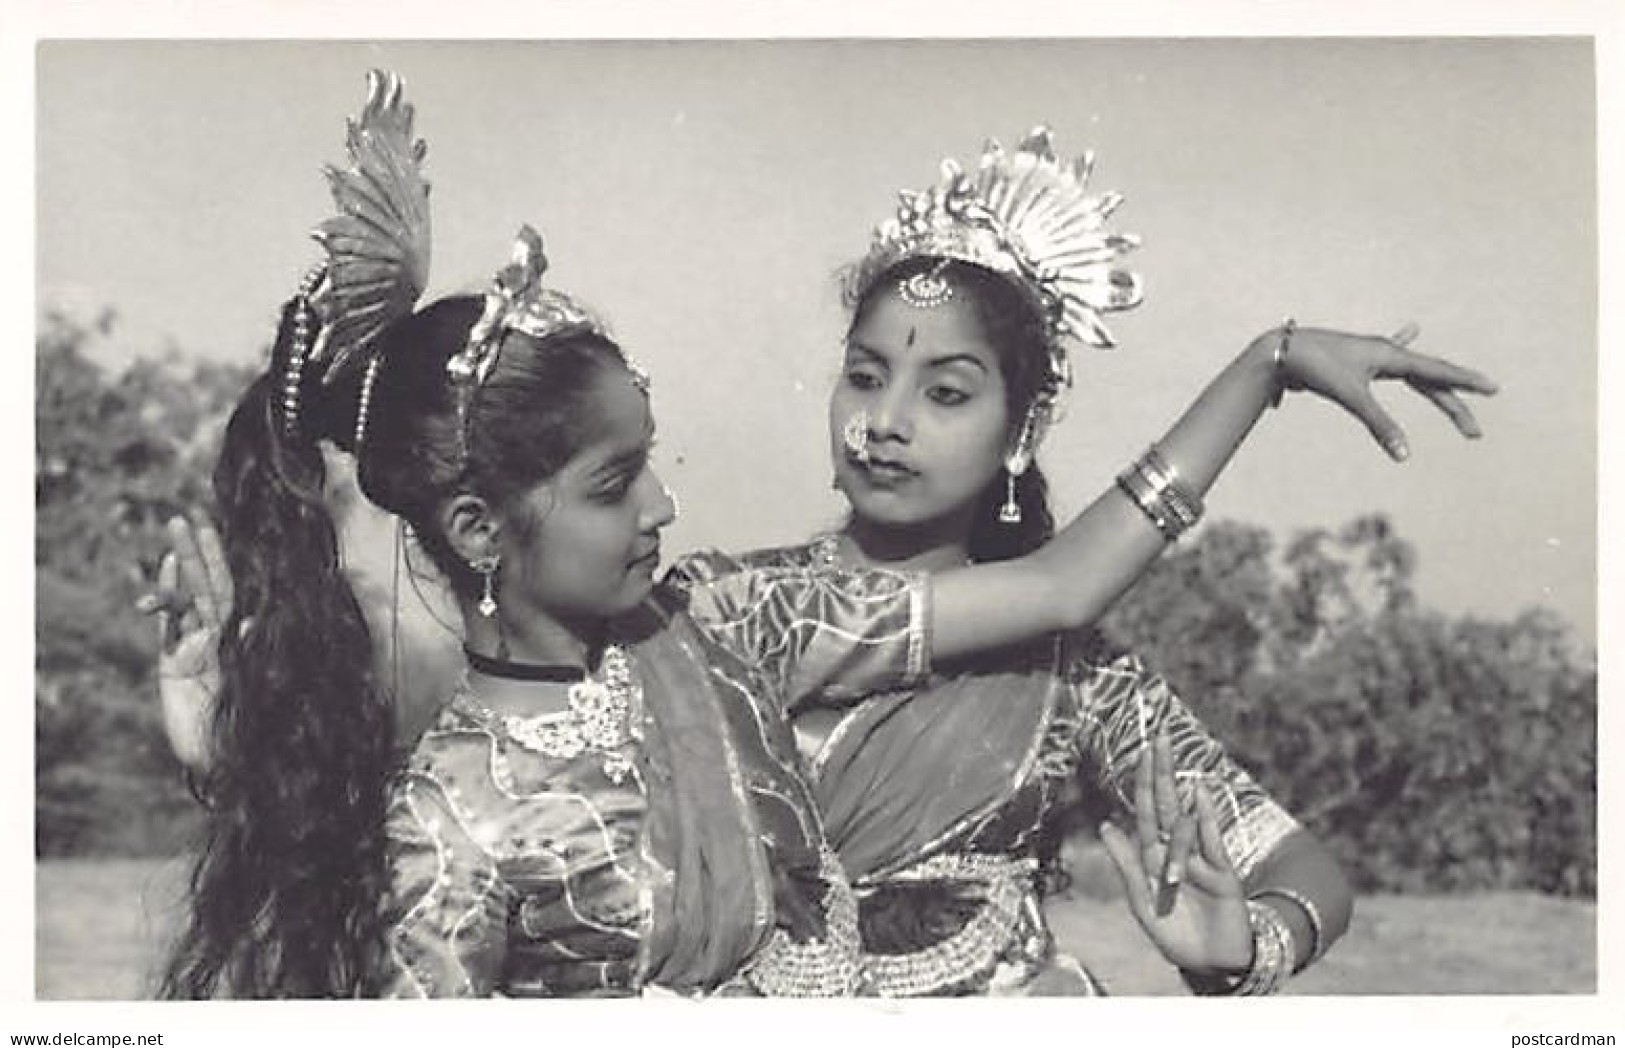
[137,514,230,772]
[1277,322,1498,461]
[1098,729,1252,974]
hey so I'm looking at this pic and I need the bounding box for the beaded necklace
[455,643,640,785]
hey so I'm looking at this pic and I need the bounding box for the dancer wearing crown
[153,78,1496,997]
[158,72,916,998]
[666,130,1498,995]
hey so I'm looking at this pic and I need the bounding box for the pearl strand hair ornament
[280,263,328,436]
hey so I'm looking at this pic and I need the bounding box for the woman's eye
[928,386,971,406]
[845,369,882,392]
[594,477,634,504]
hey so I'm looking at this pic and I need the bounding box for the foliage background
[35,312,252,857]
[33,313,1597,897]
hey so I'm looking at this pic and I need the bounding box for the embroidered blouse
[668,542,1301,996]
[373,569,928,998]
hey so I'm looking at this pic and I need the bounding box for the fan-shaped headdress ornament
[281,69,431,443]
[848,127,1144,424]
[282,72,628,453]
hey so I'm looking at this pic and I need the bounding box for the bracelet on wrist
[1182,899,1296,997]
[1269,318,1297,409]
[1249,886,1327,971]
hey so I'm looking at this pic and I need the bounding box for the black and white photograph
[11,5,1618,1043]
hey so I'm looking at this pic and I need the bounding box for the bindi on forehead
[905,325,918,349]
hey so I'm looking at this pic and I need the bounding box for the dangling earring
[999,467,1023,524]
[473,556,500,617]
[1000,408,1040,526]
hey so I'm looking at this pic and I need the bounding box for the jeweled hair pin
[446,226,634,462]
[849,127,1144,402]
[447,224,612,393]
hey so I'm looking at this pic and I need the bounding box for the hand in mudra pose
[138,514,230,773]
[1275,322,1497,460]
[1099,730,1252,973]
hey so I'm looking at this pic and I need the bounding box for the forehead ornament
[897,260,956,310]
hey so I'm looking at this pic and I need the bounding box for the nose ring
[842,411,871,463]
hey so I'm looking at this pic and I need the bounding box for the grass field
[35,855,1596,999]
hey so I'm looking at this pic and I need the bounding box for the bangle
[1250,887,1327,971]
[1117,445,1204,541]
[1117,458,1172,537]
[1269,318,1297,409]
[1140,446,1204,531]
[1183,899,1296,997]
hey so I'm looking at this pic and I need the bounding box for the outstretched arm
[930,322,1497,658]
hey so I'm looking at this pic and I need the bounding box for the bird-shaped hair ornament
[447,224,612,393]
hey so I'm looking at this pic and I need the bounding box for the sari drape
[630,596,778,992]
[813,639,1062,884]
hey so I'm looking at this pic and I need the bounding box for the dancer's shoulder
[665,541,824,587]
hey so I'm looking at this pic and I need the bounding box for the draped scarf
[626,595,779,993]
[813,637,1063,883]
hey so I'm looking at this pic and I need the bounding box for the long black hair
[846,257,1058,564]
[161,294,630,998]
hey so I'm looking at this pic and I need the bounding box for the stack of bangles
[1116,445,1204,542]
[1183,889,1327,997]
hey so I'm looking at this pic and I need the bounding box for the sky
[32,36,1597,643]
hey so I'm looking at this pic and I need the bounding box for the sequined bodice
[674,541,1302,997]
[381,697,652,997]
[376,571,933,999]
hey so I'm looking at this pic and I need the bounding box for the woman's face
[830,283,1012,532]
[499,366,674,625]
